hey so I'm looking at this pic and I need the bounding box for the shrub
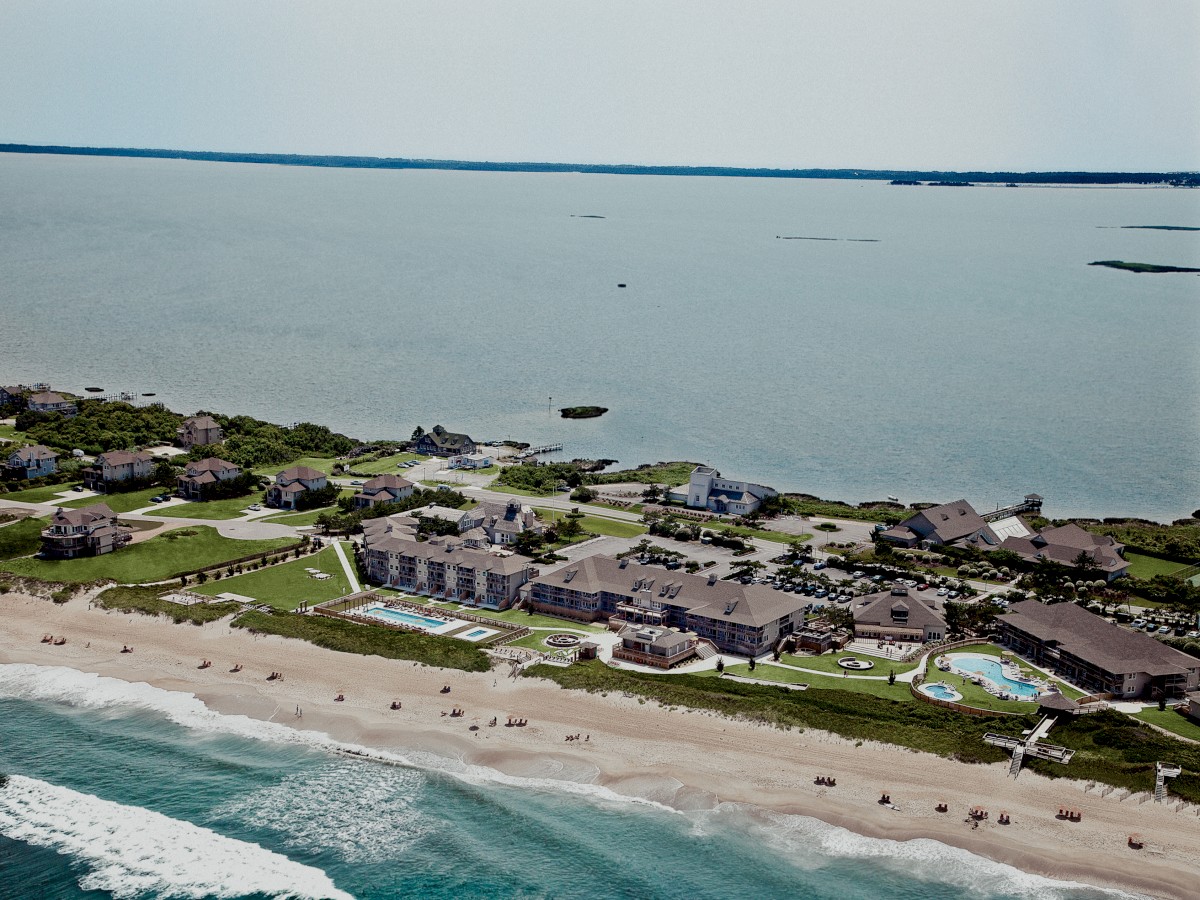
[51,589,71,604]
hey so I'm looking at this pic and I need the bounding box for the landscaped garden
[0,526,295,584]
[190,546,351,610]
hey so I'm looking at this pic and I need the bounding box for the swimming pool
[459,627,499,642]
[948,654,1040,699]
[919,682,963,702]
[364,607,447,630]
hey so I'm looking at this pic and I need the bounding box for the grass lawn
[261,505,342,526]
[59,487,163,513]
[726,663,915,701]
[343,453,428,475]
[486,482,561,498]
[0,526,295,584]
[231,607,490,672]
[147,495,264,521]
[1135,708,1200,743]
[586,501,645,514]
[442,605,608,633]
[780,651,921,676]
[190,546,351,610]
[534,508,647,539]
[250,456,339,479]
[701,522,810,545]
[0,424,26,442]
[2,482,83,503]
[1125,551,1189,580]
[589,462,697,487]
[0,517,45,560]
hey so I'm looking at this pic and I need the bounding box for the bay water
[0,152,1197,518]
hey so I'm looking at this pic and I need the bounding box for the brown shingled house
[40,503,131,558]
[352,474,414,509]
[81,450,154,491]
[177,415,224,449]
[877,499,999,549]
[998,524,1128,581]
[852,588,948,643]
[177,457,242,500]
[412,425,476,457]
[265,465,328,509]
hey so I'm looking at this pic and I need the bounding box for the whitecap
[0,774,354,900]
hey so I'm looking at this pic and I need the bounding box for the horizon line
[1,143,1197,184]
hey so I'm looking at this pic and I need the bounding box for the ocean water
[0,663,1139,900]
[0,153,1197,519]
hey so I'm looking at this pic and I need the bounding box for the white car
[937,587,949,596]
[248,503,261,511]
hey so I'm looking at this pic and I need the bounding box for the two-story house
[81,450,155,491]
[27,391,77,417]
[5,445,59,480]
[352,474,414,509]
[177,457,243,500]
[413,425,476,457]
[176,415,224,449]
[40,503,132,559]
[265,465,328,509]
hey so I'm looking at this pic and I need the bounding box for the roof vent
[563,569,577,583]
[707,573,718,586]
[619,558,629,569]
[724,600,738,615]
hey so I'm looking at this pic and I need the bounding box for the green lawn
[0,526,295,584]
[260,507,336,526]
[779,651,921,676]
[147,495,264,520]
[1124,551,1189,580]
[1135,707,1200,743]
[59,488,163,513]
[342,453,428,475]
[701,522,811,545]
[0,517,45,560]
[190,546,351,610]
[439,604,608,633]
[251,456,339,479]
[0,424,25,442]
[726,663,915,700]
[534,508,647,539]
[486,482,561,498]
[1,482,82,503]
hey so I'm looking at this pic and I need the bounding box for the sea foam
[0,775,353,900]
[0,664,1149,899]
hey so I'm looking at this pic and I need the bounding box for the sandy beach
[2,590,1197,899]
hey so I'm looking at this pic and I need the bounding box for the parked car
[814,589,828,598]
[947,591,959,599]
[813,562,826,570]
[149,496,162,503]
[1158,625,1172,635]
[851,570,865,579]
[248,503,261,511]
[1130,618,1146,629]
[72,485,84,492]
[917,583,929,591]
[1187,630,1200,639]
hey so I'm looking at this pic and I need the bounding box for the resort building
[524,554,806,657]
[998,523,1129,582]
[668,466,778,516]
[40,503,131,559]
[27,391,77,417]
[361,529,534,610]
[81,449,154,491]
[852,588,948,643]
[265,466,328,509]
[5,444,58,479]
[176,415,224,449]
[877,499,1000,549]
[413,425,477,457]
[177,457,242,500]
[352,474,415,509]
[611,624,699,669]
[408,499,542,547]
[997,600,1200,700]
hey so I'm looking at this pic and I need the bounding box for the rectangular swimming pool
[364,607,446,630]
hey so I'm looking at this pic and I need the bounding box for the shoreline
[2,591,1197,899]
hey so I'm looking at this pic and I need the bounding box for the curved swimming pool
[948,654,1040,699]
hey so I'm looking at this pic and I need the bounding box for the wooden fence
[909,672,1024,718]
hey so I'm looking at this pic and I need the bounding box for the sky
[1,1,1197,171]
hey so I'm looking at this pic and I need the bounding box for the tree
[716,657,724,673]
[888,670,896,686]
[570,486,597,503]
[731,560,767,580]
[512,530,546,557]
[411,426,425,441]
[748,657,756,671]
[153,459,179,488]
[642,483,663,504]
[557,510,584,540]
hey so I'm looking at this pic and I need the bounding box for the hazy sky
[2,1,1197,170]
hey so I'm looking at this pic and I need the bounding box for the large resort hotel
[525,555,807,657]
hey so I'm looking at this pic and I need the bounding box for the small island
[1090,260,1200,274]
[560,406,608,419]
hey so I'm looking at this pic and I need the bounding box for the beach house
[265,466,327,509]
[81,449,155,491]
[352,474,414,509]
[877,499,999,549]
[0,386,27,409]
[611,624,700,669]
[413,425,477,457]
[525,554,806,657]
[406,499,542,547]
[670,466,777,516]
[997,600,1200,699]
[27,391,77,417]
[176,415,224,449]
[177,457,242,500]
[40,503,131,559]
[852,588,948,643]
[361,528,534,609]
[998,524,1129,582]
[5,445,59,479]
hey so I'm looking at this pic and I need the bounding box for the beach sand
[2,590,1197,899]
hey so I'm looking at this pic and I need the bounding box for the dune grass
[0,526,295,584]
[95,585,242,624]
[231,607,491,672]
